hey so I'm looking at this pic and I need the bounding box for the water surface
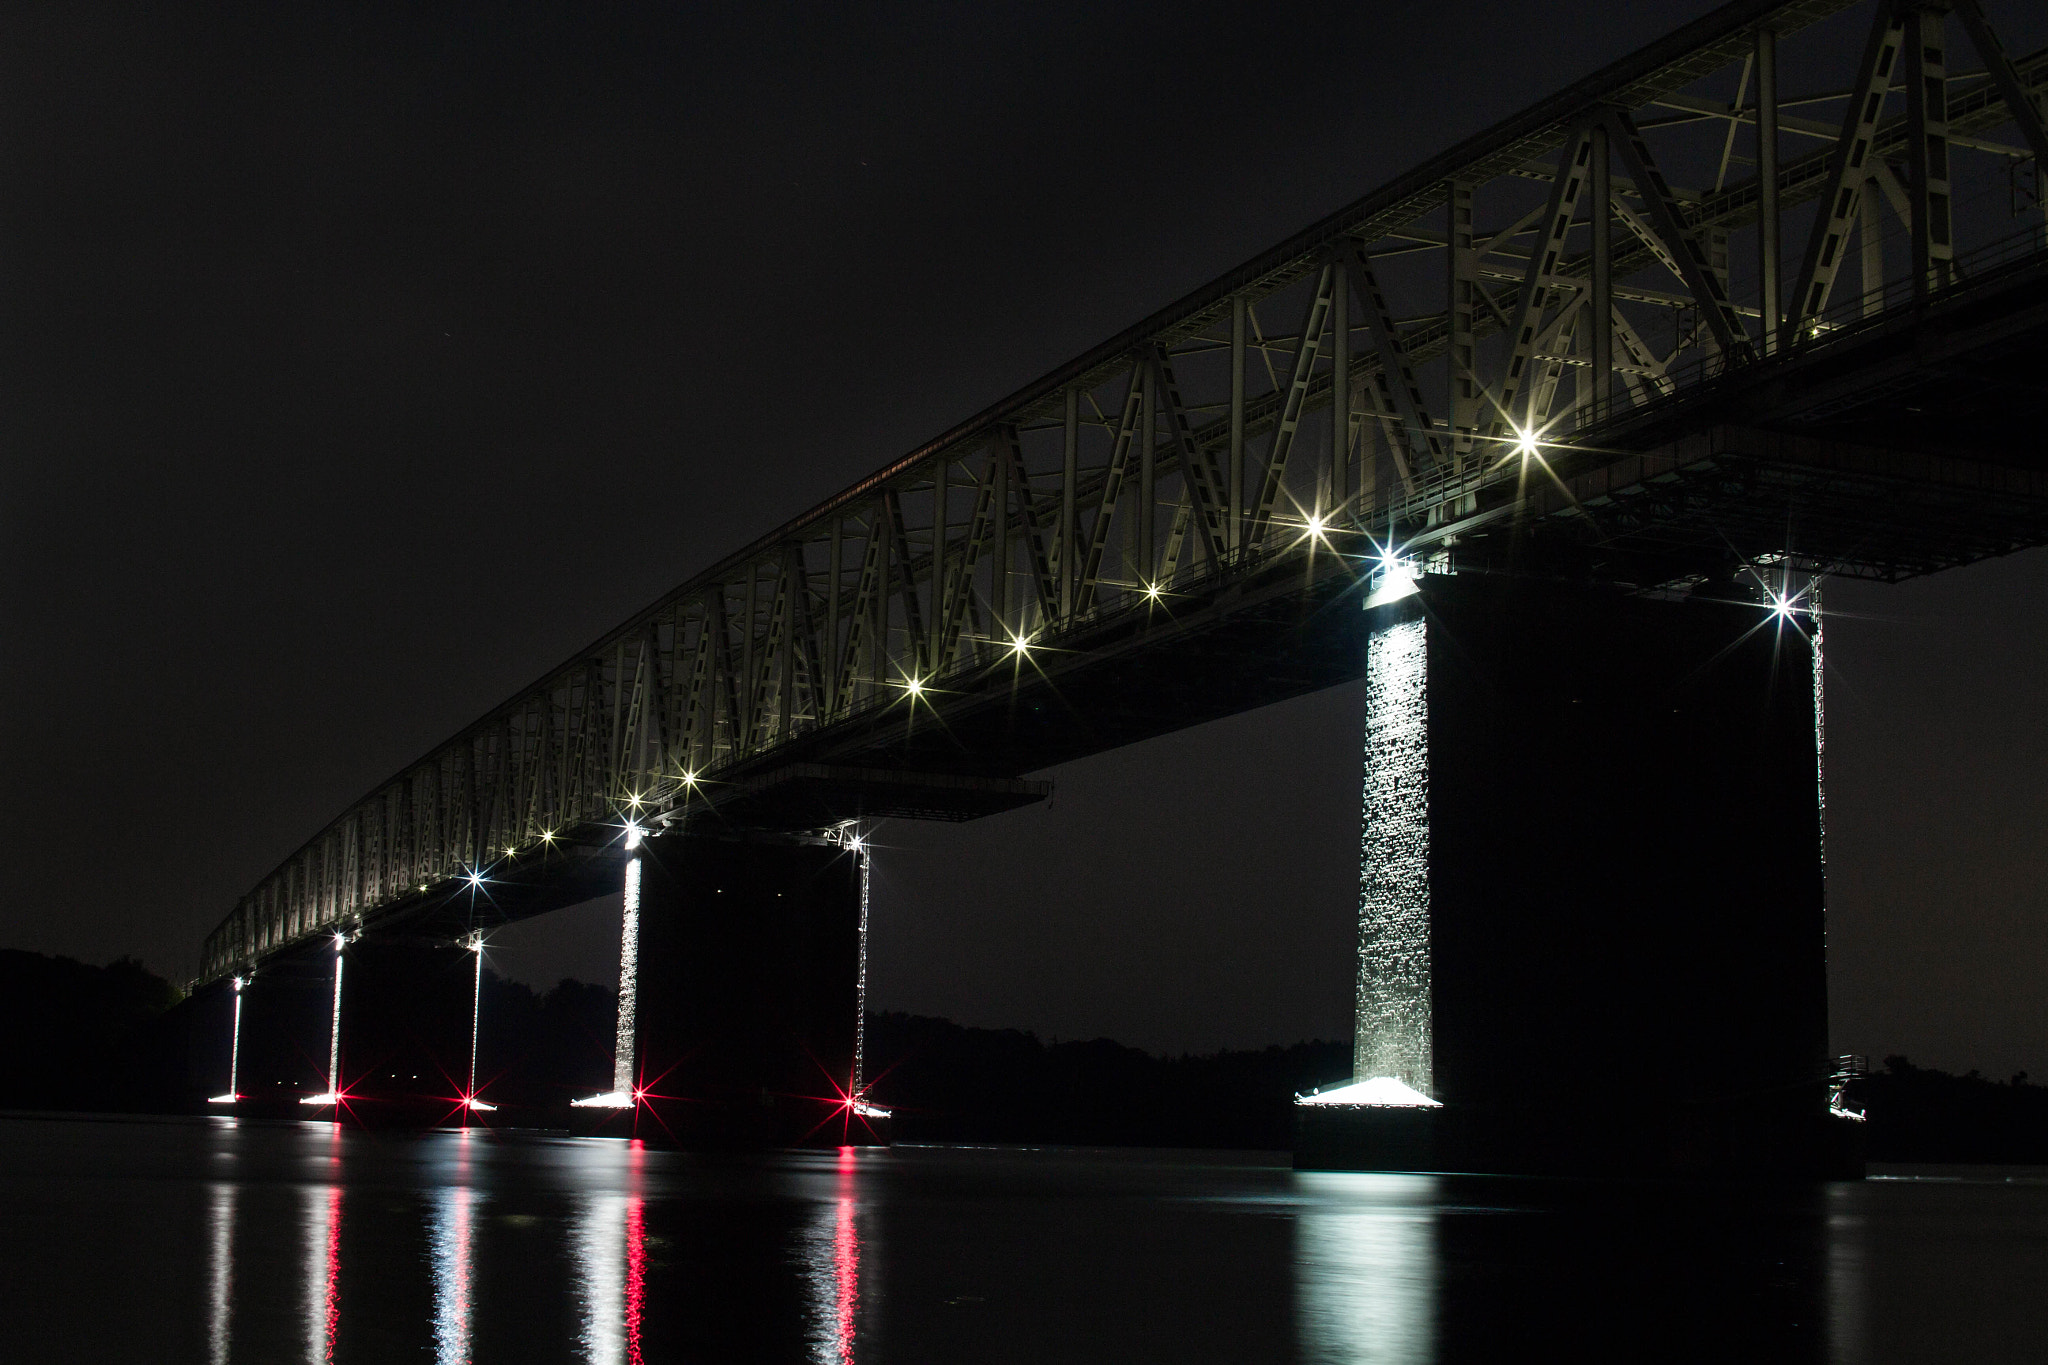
[1,1115,2040,1362]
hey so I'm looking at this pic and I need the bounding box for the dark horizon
[5,0,2047,1078]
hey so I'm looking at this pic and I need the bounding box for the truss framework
[204,0,2048,981]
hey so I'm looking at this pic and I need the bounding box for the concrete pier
[578,830,877,1147]
[1299,574,1855,1177]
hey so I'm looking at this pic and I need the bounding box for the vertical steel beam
[871,501,888,691]
[1790,4,1906,337]
[1007,431,1056,614]
[1139,360,1156,583]
[739,570,757,747]
[1496,129,1593,431]
[932,460,949,670]
[1061,388,1078,619]
[885,490,927,676]
[1349,249,1443,474]
[1150,347,1229,564]
[1228,297,1245,551]
[825,518,842,717]
[1756,25,1782,353]
[1330,254,1351,509]
[1248,265,1333,545]
[1078,372,1143,611]
[1588,123,1613,419]
[1446,181,1477,469]
[776,557,796,738]
[994,432,1011,637]
[1904,4,1953,301]
[1605,110,1752,364]
[1860,178,1885,316]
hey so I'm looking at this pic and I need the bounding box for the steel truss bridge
[204,0,2048,982]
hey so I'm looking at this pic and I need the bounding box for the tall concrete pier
[578,832,868,1147]
[1300,574,1843,1175]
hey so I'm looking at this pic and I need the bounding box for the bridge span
[192,0,2048,1170]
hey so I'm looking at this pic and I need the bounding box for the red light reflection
[624,1199,646,1365]
[832,1149,860,1363]
[321,1185,343,1362]
[626,1138,646,1365]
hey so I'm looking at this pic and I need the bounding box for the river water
[1,1115,2040,1363]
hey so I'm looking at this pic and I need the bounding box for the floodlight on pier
[571,1091,633,1109]
[1365,549,1423,609]
[1295,1077,1442,1108]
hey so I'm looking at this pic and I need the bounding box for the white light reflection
[572,1143,646,1365]
[429,1133,480,1365]
[1296,1173,1438,1364]
[303,1182,342,1365]
[1826,1183,1865,1363]
[208,1182,235,1365]
[801,1151,864,1364]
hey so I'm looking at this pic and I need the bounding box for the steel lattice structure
[203,0,2048,982]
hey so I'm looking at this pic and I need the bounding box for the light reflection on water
[207,1182,234,1365]
[303,1181,341,1365]
[801,1147,864,1364]
[429,1132,479,1365]
[569,1137,646,1365]
[6,1117,2048,1363]
[1295,1173,1437,1364]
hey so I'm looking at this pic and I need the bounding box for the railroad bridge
[192,0,2048,1171]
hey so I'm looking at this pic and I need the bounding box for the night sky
[4,1,2044,1078]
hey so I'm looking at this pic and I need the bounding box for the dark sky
[4,1,2044,1077]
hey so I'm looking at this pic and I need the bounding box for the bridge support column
[204,975,246,1105]
[229,944,341,1113]
[323,935,476,1122]
[1299,573,1853,1176]
[578,829,874,1146]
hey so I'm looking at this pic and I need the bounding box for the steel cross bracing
[204,0,2048,982]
